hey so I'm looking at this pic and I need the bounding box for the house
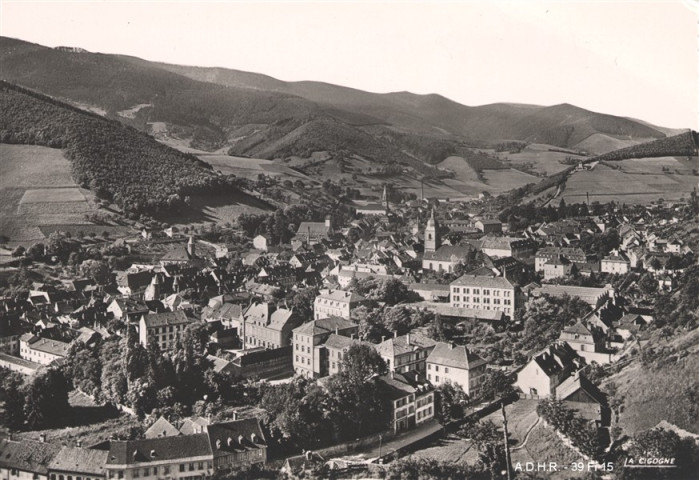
[0,317,23,355]
[19,334,70,366]
[543,256,574,280]
[600,252,630,275]
[294,216,333,245]
[138,311,193,351]
[207,418,267,470]
[202,303,243,328]
[48,446,109,480]
[292,316,358,378]
[179,416,210,436]
[257,264,297,288]
[559,321,606,356]
[252,235,270,251]
[535,247,587,272]
[449,274,519,317]
[516,343,583,398]
[313,289,365,320]
[556,372,609,426]
[98,434,214,479]
[115,270,153,297]
[242,303,301,350]
[426,342,487,397]
[320,333,362,377]
[0,439,62,480]
[377,371,435,434]
[481,236,537,259]
[160,236,199,265]
[144,416,181,439]
[375,332,436,374]
[474,219,503,234]
[408,283,451,302]
[107,298,149,321]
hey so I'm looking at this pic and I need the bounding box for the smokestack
[406,333,410,345]
[394,330,397,338]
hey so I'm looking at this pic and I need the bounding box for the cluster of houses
[0,415,268,480]
[1,195,693,473]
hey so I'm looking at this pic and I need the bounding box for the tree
[24,368,71,429]
[435,382,468,423]
[1,372,26,430]
[479,370,515,402]
[459,420,507,480]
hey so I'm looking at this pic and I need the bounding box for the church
[421,210,475,273]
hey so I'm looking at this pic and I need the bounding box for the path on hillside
[511,416,541,451]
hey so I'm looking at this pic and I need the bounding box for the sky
[1,1,697,128]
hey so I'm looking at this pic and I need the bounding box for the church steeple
[425,208,440,252]
[382,185,389,212]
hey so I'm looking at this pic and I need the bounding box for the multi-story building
[292,316,358,378]
[100,435,214,480]
[313,289,365,320]
[206,419,267,470]
[516,342,583,398]
[543,256,573,280]
[138,311,192,351]
[377,372,435,434]
[474,219,503,234]
[242,303,301,350]
[600,253,630,275]
[0,439,62,480]
[449,274,520,317]
[48,447,108,480]
[374,332,436,374]
[426,342,487,397]
[19,334,70,366]
[422,245,476,273]
[481,236,537,259]
[321,333,361,377]
[535,247,587,272]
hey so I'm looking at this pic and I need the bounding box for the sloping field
[497,143,580,175]
[615,156,698,174]
[197,153,311,181]
[482,168,539,192]
[573,133,650,155]
[0,144,99,243]
[558,164,697,205]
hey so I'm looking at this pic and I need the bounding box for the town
[1,188,698,479]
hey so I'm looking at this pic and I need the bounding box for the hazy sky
[1,1,696,128]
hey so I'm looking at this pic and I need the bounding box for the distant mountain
[0,35,674,170]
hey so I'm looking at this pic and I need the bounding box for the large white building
[426,342,487,397]
[313,289,365,320]
[449,274,520,317]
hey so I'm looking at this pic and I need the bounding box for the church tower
[382,185,389,212]
[187,235,195,258]
[424,208,440,252]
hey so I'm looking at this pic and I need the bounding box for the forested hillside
[0,81,239,215]
[589,130,697,162]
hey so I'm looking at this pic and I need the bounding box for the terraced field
[0,144,101,244]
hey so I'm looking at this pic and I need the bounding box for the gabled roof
[323,333,360,350]
[293,316,357,336]
[0,439,62,474]
[423,245,473,262]
[316,289,365,303]
[426,342,485,370]
[144,416,180,438]
[557,373,607,406]
[450,274,514,289]
[106,434,212,464]
[375,332,436,358]
[140,310,191,328]
[48,447,109,474]
[206,418,266,459]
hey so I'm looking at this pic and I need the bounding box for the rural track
[510,416,541,451]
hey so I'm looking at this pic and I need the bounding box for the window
[445,367,449,373]
[435,376,440,382]
[118,473,124,480]
[133,471,140,479]
[163,467,170,475]
[189,463,195,471]
[180,465,186,473]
